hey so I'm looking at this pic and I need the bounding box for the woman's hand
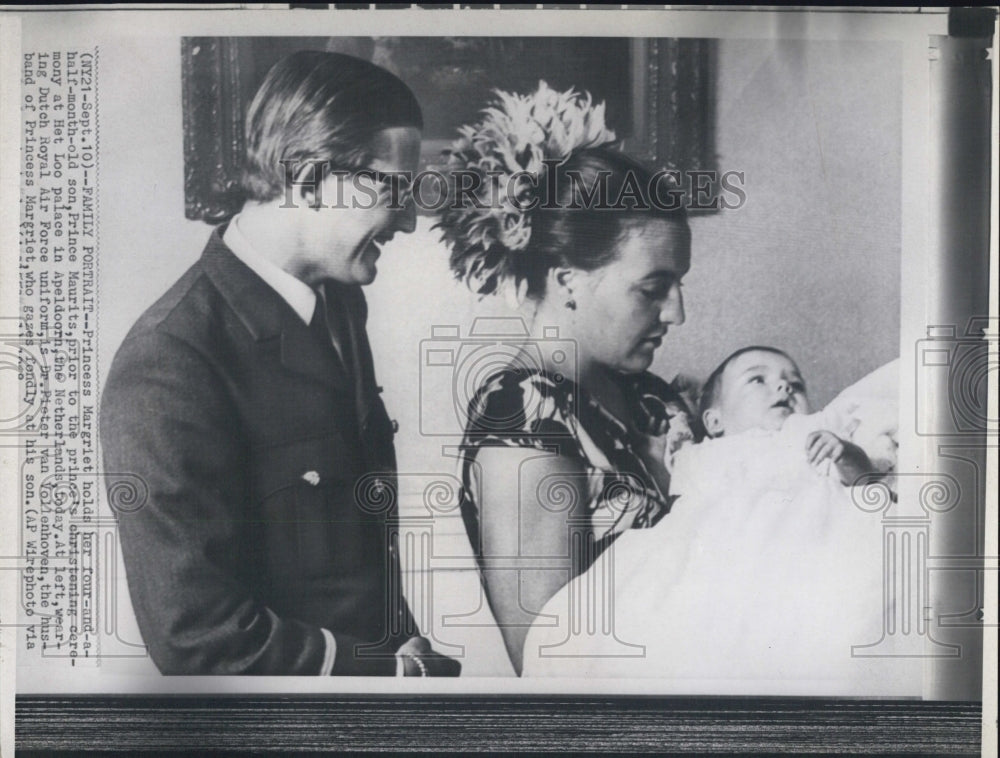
[806,429,845,466]
[636,424,668,467]
[806,429,874,486]
[397,635,461,677]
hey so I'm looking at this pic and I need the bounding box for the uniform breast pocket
[253,435,373,585]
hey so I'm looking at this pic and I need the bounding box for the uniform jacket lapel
[199,228,351,391]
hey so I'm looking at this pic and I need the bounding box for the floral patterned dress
[458,367,698,574]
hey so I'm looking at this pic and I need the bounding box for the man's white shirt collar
[224,214,317,325]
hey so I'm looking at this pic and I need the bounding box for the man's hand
[806,430,874,486]
[397,635,461,677]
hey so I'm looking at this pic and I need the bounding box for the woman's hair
[241,50,423,203]
[448,146,689,299]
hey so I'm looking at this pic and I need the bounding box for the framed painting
[181,35,716,222]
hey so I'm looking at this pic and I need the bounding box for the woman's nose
[660,284,685,326]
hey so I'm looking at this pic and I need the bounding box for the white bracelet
[403,652,427,677]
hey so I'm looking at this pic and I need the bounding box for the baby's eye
[790,381,805,393]
[748,374,765,384]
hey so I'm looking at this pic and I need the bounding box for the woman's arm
[472,446,590,675]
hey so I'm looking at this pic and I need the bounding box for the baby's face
[704,350,810,436]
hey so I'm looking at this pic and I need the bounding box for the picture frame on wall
[181,35,717,223]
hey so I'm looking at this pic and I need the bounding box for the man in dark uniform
[101,51,457,676]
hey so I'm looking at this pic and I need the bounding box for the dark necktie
[310,284,350,371]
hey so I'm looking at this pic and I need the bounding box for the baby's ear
[702,408,723,438]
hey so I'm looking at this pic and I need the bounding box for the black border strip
[15,696,983,754]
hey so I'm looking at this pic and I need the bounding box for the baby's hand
[806,429,874,486]
[806,429,845,466]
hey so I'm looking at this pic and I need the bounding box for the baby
[697,346,874,486]
[524,351,899,682]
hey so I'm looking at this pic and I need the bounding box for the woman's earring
[565,299,576,310]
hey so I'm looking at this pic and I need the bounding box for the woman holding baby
[437,84,698,675]
[437,83,894,683]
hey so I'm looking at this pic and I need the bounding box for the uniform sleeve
[101,328,391,675]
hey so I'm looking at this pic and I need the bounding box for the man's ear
[294,163,328,210]
[702,408,724,438]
